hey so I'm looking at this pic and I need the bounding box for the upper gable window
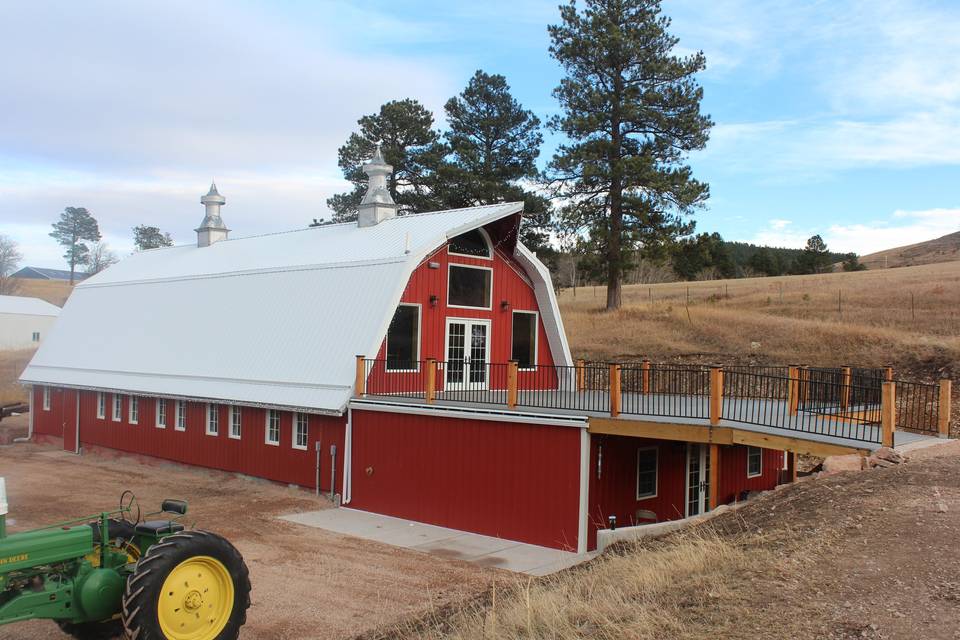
[448,264,492,310]
[448,229,492,259]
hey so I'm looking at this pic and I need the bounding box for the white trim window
[206,404,219,436]
[448,228,493,260]
[293,413,308,450]
[747,446,763,478]
[96,392,106,419]
[42,386,51,411]
[156,399,167,429]
[447,263,493,310]
[265,410,280,446]
[128,396,139,424]
[112,394,122,422]
[511,310,538,370]
[229,406,242,440]
[636,447,659,500]
[175,400,186,431]
[385,303,421,372]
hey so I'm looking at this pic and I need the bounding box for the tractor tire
[120,530,250,640]
[56,619,124,639]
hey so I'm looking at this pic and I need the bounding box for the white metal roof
[21,202,570,414]
[0,295,61,317]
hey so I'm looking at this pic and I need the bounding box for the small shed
[0,295,61,349]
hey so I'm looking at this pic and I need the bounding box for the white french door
[685,444,710,517]
[445,319,491,391]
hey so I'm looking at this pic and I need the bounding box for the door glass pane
[687,445,701,516]
[447,322,465,384]
[469,324,487,384]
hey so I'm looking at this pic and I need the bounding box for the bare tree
[0,234,23,294]
[85,241,119,275]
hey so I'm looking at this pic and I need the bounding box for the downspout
[577,427,590,554]
[341,406,352,504]
[12,386,33,443]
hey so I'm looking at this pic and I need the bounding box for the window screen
[636,448,658,498]
[448,229,491,257]
[448,266,492,309]
[386,305,419,370]
[511,312,537,368]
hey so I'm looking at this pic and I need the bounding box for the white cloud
[769,218,792,230]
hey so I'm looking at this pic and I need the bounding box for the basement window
[448,228,492,259]
[156,399,167,429]
[206,404,219,436]
[175,401,186,431]
[747,446,762,478]
[32,331,40,342]
[42,386,51,411]
[112,394,122,422]
[386,304,420,371]
[96,392,105,419]
[293,413,308,450]
[265,410,280,446]
[511,311,538,370]
[128,396,139,425]
[229,406,241,439]
[447,264,492,310]
[636,447,658,500]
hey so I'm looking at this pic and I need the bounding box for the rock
[822,454,866,474]
[870,447,906,466]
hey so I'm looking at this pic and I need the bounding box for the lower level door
[686,444,710,517]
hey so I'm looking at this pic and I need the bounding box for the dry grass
[7,277,73,306]
[559,261,960,376]
[0,349,34,405]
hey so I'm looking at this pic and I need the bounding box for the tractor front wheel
[121,530,250,640]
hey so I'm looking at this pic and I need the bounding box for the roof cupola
[196,181,230,247]
[357,144,397,228]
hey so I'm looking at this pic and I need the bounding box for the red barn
[23,151,881,554]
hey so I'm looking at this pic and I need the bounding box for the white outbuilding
[0,295,61,350]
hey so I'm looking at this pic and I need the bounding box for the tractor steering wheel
[119,490,141,525]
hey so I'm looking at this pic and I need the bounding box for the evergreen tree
[748,247,776,276]
[50,206,101,284]
[547,0,713,310]
[327,99,445,222]
[841,253,867,272]
[796,234,833,274]
[133,225,174,251]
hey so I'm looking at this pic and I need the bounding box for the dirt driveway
[0,442,492,640]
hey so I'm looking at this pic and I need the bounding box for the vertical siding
[348,409,583,551]
[715,446,784,504]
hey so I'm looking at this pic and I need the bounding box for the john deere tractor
[0,477,251,639]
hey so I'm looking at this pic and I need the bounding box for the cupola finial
[357,143,397,228]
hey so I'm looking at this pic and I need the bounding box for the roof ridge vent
[357,144,397,228]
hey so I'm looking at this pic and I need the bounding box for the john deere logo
[0,554,28,566]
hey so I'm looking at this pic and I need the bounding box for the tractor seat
[135,520,185,535]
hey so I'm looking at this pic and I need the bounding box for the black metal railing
[620,365,711,418]
[895,380,941,435]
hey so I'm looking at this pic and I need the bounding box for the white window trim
[293,412,308,451]
[112,395,122,422]
[128,396,138,425]
[229,406,242,440]
[446,263,494,311]
[96,392,105,419]
[205,403,219,436]
[156,399,167,429]
[385,302,422,373]
[265,410,280,446]
[42,386,51,411]
[175,400,186,432]
[511,310,539,371]
[747,446,763,478]
[636,446,659,500]
[448,227,494,260]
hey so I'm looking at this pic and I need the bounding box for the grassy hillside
[558,261,960,377]
[7,278,73,306]
[857,230,960,270]
[0,349,34,405]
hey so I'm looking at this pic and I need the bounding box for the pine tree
[797,234,833,274]
[50,206,101,284]
[133,225,174,251]
[547,0,713,309]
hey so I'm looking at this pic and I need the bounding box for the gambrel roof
[21,203,571,415]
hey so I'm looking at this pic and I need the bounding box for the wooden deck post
[641,359,651,394]
[507,360,519,409]
[425,358,436,404]
[355,355,366,397]
[939,378,953,438]
[800,366,810,406]
[881,381,896,448]
[884,366,894,382]
[840,366,852,412]
[787,365,800,416]
[609,364,621,417]
[576,359,586,391]
[709,443,719,510]
[709,366,724,426]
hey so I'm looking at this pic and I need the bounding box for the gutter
[13,386,33,443]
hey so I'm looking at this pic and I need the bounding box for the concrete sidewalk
[280,508,594,576]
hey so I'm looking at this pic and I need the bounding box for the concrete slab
[280,508,594,576]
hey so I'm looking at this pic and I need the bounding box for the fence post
[709,366,724,426]
[787,365,800,416]
[355,355,366,397]
[609,364,621,417]
[840,366,852,412]
[576,359,586,392]
[425,358,436,404]
[939,378,952,438]
[881,381,896,448]
[507,360,519,409]
[641,359,651,394]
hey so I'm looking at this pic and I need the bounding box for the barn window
[229,406,241,439]
[448,228,492,259]
[447,264,492,309]
[42,386,51,411]
[265,410,280,445]
[293,413,308,450]
[175,401,186,431]
[511,311,538,369]
[636,447,658,500]
[206,404,219,436]
[96,392,105,419]
[156,399,167,429]
[386,304,420,371]
[128,396,139,424]
[112,394,122,422]
[747,446,762,478]
[32,331,40,342]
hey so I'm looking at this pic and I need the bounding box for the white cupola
[196,181,230,247]
[357,145,397,228]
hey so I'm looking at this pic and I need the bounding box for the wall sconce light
[429,295,439,308]
[500,300,510,311]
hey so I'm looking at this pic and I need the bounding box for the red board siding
[715,446,784,504]
[348,409,583,550]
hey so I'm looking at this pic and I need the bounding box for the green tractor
[0,477,251,639]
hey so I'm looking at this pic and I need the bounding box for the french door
[445,319,491,391]
[685,444,711,517]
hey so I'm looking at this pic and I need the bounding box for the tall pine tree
[50,206,101,284]
[547,0,713,310]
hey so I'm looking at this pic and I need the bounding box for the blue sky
[1,0,958,268]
